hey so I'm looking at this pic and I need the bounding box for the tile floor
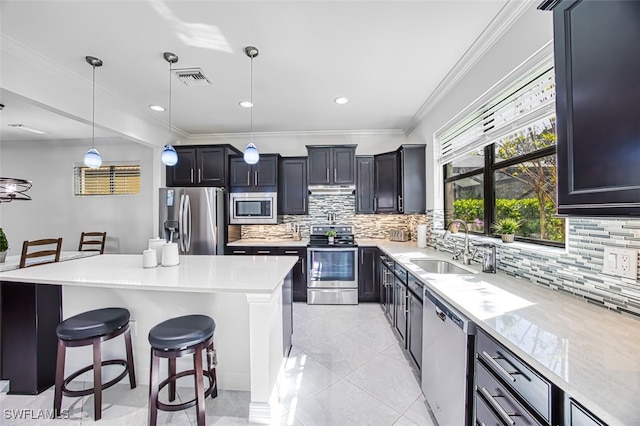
[0,302,435,425]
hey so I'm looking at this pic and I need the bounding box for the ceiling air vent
[172,68,212,87]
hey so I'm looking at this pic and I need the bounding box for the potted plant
[492,218,521,243]
[325,229,337,244]
[0,228,8,263]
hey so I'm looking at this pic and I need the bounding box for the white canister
[148,238,165,264]
[142,249,158,268]
[161,242,180,267]
[417,224,428,248]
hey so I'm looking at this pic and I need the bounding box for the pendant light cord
[168,60,172,143]
[250,55,254,144]
[91,64,96,149]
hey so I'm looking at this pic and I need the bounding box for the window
[74,163,140,196]
[439,49,565,246]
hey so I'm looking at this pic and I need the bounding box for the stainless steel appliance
[159,187,226,255]
[307,224,358,305]
[422,287,475,426]
[229,192,277,224]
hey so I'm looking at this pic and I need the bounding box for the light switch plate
[603,247,638,279]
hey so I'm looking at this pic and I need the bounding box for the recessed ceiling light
[239,101,253,108]
[7,124,46,134]
[149,105,165,112]
[334,97,349,105]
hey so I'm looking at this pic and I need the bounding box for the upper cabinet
[166,145,241,187]
[356,156,375,214]
[307,146,356,185]
[279,157,308,215]
[541,0,640,215]
[373,145,426,214]
[229,155,279,191]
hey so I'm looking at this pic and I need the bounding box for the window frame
[74,162,141,196]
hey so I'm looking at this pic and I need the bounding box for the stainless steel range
[307,225,358,305]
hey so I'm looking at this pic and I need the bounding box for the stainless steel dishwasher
[421,287,476,426]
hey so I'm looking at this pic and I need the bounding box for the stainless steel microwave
[229,192,278,224]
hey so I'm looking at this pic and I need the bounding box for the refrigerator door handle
[178,193,186,252]
[184,194,192,253]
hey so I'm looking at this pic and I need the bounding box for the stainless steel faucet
[445,219,476,265]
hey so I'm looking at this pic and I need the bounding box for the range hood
[308,184,356,195]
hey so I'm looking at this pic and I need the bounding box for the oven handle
[307,247,359,253]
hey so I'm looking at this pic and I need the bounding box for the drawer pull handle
[284,250,297,254]
[257,250,271,254]
[233,250,247,254]
[479,387,517,426]
[482,351,517,382]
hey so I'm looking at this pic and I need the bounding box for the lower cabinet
[358,247,379,302]
[393,264,408,347]
[565,398,606,426]
[406,273,422,371]
[225,246,307,303]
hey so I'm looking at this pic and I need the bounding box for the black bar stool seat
[148,314,218,426]
[54,307,136,421]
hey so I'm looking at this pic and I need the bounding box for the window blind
[438,58,555,165]
[74,163,140,196]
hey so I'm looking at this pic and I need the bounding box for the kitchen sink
[409,259,473,275]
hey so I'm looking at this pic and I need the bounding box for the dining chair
[19,238,63,268]
[78,231,107,254]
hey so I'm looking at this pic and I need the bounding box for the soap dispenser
[478,243,496,273]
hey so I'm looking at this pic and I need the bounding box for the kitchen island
[0,254,298,424]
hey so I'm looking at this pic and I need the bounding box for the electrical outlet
[129,319,137,336]
[603,247,638,279]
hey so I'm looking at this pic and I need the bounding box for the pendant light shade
[243,143,259,165]
[244,46,260,164]
[162,145,178,166]
[162,52,180,166]
[84,56,103,169]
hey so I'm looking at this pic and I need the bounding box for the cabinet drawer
[477,329,551,423]
[476,362,543,426]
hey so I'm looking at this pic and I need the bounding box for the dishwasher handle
[434,305,447,322]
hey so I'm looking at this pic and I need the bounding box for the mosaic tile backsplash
[433,213,640,318]
[240,194,430,240]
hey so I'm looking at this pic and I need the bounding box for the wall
[0,138,156,254]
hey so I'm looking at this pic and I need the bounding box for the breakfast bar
[0,254,297,424]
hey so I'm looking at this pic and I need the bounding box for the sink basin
[409,259,472,275]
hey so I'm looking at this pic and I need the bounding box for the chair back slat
[20,238,63,268]
[78,232,106,254]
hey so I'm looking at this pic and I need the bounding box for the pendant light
[161,52,179,166]
[83,56,103,168]
[243,46,260,165]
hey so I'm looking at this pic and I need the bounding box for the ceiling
[0,0,521,145]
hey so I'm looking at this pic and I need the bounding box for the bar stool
[54,307,136,420]
[148,315,218,426]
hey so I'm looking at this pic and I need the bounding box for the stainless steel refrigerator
[159,187,226,255]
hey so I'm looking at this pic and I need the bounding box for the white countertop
[373,240,639,426]
[0,254,298,294]
[0,250,99,272]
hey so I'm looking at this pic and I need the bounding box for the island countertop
[0,254,298,294]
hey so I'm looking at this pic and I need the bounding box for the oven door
[307,247,358,289]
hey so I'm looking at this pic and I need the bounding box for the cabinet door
[566,398,605,426]
[356,157,375,213]
[394,278,406,345]
[229,157,252,188]
[358,247,378,302]
[400,146,426,213]
[551,0,640,215]
[197,147,226,186]
[374,151,399,213]
[307,147,332,185]
[255,155,278,188]
[280,248,307,303]
[279,157,308,215]
[166,147,196,186]
[333,147,355,184]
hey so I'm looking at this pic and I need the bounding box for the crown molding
[187,128,406,141]
[405,0,536,135]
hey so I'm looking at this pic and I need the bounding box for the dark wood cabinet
[166,145,240,187]
[358,247,379,302]
[565,398,605,426]
[373,145,425,214]
[229,155,278,191]
[279,157,308,215]
[224,245,307,302]
[356,156,375,214]
[541,0,640,216]
[307,145,356,186]
[407,274,422,371]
